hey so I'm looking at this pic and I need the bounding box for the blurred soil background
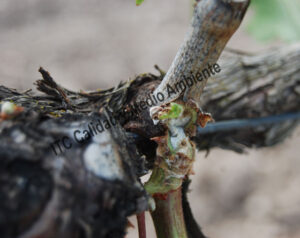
[0,0,299,237]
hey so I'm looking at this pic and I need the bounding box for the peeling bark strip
[115,63,221,119]
[153,0,250,106]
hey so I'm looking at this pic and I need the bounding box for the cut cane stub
[0,101,24,120]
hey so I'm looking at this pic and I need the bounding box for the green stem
[151,188,188,238]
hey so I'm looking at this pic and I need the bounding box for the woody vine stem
[145,101,212,238]
[142,0,250,237]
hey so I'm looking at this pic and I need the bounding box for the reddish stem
[137,212,146,238]
[151,188,188,238]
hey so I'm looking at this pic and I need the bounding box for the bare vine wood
[0,46,299,238]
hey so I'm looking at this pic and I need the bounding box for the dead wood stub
[0,110,147,238]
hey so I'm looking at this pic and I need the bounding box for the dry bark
[125,44,300,153]
[196,43,300,152]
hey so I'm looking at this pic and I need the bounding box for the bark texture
[196,43,300,152]
[153,0,250,105]
[0,0,299,232]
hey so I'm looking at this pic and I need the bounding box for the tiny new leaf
[136,0,144,6]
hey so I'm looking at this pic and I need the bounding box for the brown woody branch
[153,0,250,106]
